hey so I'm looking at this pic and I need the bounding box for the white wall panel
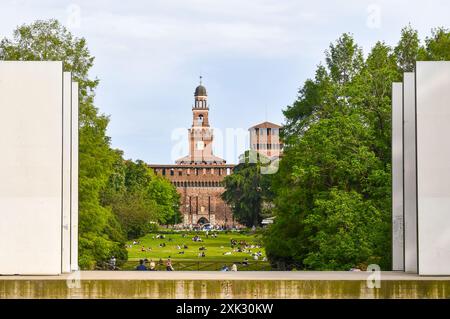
[71,82,79,271]
[0,61,63,275]
[392,82,404,271]
[62,72,72,273]
[403,72,418,273]
[416,61,450,275]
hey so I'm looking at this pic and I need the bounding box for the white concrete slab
[403,72,418,273]
[71,82,79,272]
[392,82,404,271]
[416,61,450,275]
[62,72,72,273]
[0,61,63,275]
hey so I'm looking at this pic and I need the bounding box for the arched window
[197,114,204,126]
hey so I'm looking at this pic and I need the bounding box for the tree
[265,32,403,270]
[222,151,274,227]
[0,19,126,269]
[394,25,420,72]
[419,27,450,60]
[102,158,181,238]
[148,175,182,226]
[325,33,364,86]
[302,189,383,270]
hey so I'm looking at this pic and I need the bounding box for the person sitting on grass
[242,258,249,266]
[231,264,238,272]
[149,259,156,271]
[136,259,147,271]
[183,244,188,249]
[166,258,174,271]
[109,256,116,268]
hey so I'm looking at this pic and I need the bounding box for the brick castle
[149,79,235,226]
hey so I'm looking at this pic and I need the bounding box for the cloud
[2,0,450,163]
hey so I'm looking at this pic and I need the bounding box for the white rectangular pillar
[0,61,63,275]
[416,61,450,275]
[71,81,79,271]
[392,82,404,271]
[62,72,72,273]
[403,72,418,273]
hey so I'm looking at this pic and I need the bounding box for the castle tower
[176,77,225,165]
[150,78,234,227]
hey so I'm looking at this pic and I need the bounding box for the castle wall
[150,165,234,226]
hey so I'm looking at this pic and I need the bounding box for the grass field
[123,231,269,271]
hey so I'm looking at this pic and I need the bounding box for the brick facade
[150,164,235,226]
[249,121,283,159]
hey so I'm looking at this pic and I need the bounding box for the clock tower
[150,77,234,227]
[176,77,225,164]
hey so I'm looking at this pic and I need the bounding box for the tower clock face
[196,141,205,150]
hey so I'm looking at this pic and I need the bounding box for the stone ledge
[1,271,449,299]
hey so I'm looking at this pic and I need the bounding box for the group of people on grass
[221,264,238,272]
[135,258,174,271]
[134,258,240,272]
[127,232,265,271]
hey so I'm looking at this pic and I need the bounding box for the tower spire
[199,75,203,85]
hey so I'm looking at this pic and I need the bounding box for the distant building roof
[249,121,282,130]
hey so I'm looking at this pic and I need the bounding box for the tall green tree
[419,27,450,60]
[102,158,181,238]
[265,33,403,270]
[222,151,274,227]
[394,25,420,72]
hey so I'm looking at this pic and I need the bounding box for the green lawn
[123,231,269,270]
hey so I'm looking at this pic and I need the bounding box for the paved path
[2,271,450,281]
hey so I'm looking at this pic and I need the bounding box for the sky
[1,0,449,164]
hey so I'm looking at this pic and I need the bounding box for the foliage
[266,27,450,270]
[222,151,275,227]
[102,157,181,239]
[263,28,450,270]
